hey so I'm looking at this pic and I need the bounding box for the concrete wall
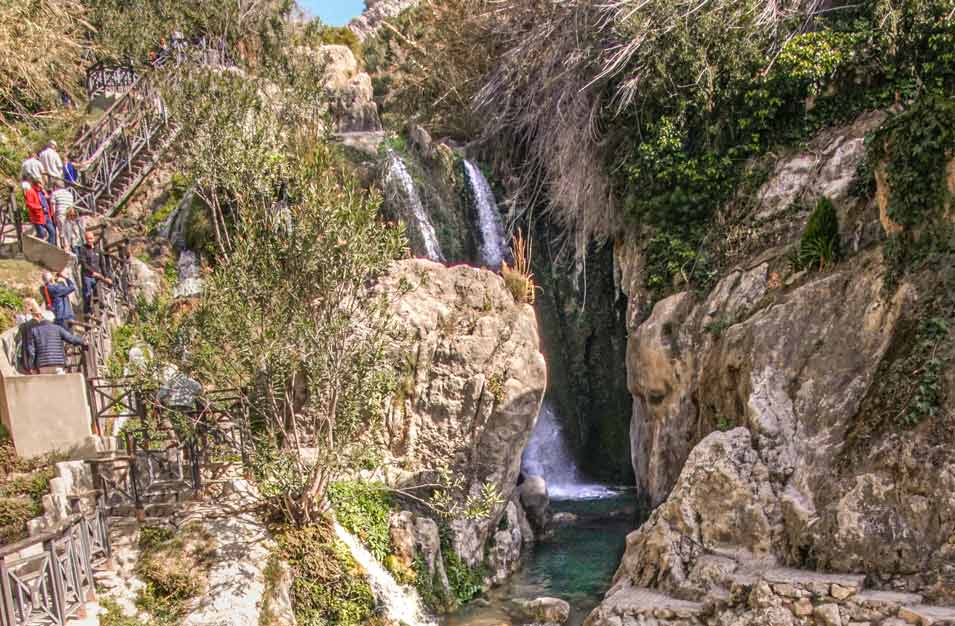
[0,327,93,458]
[0,372,93,458]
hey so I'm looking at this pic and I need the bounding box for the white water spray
[462,160,507,270]
[522,401,617,500]
[173,249,203,299]
[334,523,436,626]
[384,151,445,262]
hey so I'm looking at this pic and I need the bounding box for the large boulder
[319,45,381,132]
[376,259,546,567]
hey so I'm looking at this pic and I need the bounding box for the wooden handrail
[0,514,84,559]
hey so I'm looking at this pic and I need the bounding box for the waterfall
[159,189,194,252]
[522,401,617,500]
[334,523,436,626]
[384,151,445,262]
[462,160,507,270]
[172,249,203,299]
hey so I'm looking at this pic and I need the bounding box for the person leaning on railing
[77,230,113,314]
[25,310,86,375]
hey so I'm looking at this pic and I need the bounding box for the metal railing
[0,503,110,626]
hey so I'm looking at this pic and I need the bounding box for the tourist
[38,141,64,186]
[24,180,56,245]
[26,310,86,375]
[15,299,42,374]
[20,152,44,184]
[40,271,76,329]
[78,230,113,313]
[63,159,79,187]
[62,207,86,255]
[50,180,74,247]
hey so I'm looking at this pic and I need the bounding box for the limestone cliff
[375,259,547,585]
[589,111,955,624]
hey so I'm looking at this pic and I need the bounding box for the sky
[299,0,366,26]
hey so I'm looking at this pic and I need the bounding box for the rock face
[376,259,546,578]
[596,112,955,625]
[349,0,421,41]
[319,45,381,132]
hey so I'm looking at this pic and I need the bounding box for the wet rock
[518,597,570,625]
[128,257,161,304]
[520,475,551,532]
[551,512,578,526]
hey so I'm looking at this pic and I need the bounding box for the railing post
[10,191,22,254]
[128,415,143,521]
[47,537,67,625]
[0,556,16,626]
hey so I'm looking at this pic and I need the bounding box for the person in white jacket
[38,141,64,186]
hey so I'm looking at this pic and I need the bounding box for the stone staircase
[588,561,955,626]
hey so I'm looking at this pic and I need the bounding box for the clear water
[443,494,639,626]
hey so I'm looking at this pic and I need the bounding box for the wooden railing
[0,190,23,254]
[0,503,110,626]
[85,62,137,99]
[86,381,249,515]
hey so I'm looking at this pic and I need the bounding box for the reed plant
[502,229,535,305]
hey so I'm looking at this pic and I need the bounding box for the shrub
[794,197,840,271]
[326,481,393,562]
[501,230,535,304]
[274,522,375,626]
[134,522,214,624]
[868,96,955,228]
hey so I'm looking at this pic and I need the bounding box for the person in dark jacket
[77,230,112,313]
[27,311,86,375]
[15,299,43,374]
[40,271,76,329]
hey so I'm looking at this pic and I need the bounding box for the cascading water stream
[384,150,445,262]
[462,160,507,270]
[334,523,436,626]
[522,401,617,500]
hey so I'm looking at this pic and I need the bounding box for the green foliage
[87,0,294,67]
[274,522,375,626]
[309,23,363,63]
[134,522,214,625]
[868,96,955,227]
[326,481,393,562]
[644,233,715,300]
[793,197,841,272]
[443,549,486,606]
[99,598,144,626]
[0,285,24,331]
[0,456,54,543]
[704,317,732,339]
[902,316,950,425]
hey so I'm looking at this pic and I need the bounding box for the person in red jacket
[23,180,56,245]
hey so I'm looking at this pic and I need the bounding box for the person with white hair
[20,151,44,184]
[38,140,64,186]
[25,309,86,375]
[40,270,76,329]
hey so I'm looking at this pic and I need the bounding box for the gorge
[2,2,953,626]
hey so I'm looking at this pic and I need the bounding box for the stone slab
[898,604,955,625]
[22,235,73,273]
[855,591,924,606]
[763,567,866,591]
